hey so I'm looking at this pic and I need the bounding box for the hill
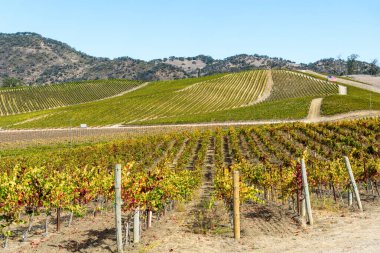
[303,58,379,76]
[0,33,300,85]
[0,70,357,129]
[4,32,378,86]
[0,32,188,85]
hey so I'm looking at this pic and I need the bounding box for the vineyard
[0,79,143,116]
[0,70,347,128]
[268,70,338,101]
[1,118,379,250]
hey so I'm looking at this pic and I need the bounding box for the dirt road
[1,109,380,149]
[253,203,380,253]
[306,98,323,121]
[302,70,380,94]
[348,75,380,88]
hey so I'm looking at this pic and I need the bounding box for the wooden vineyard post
[114,164,124,253]
[134,207,140,243]
[124,221,129,246]
[147,210,152,229]
[233,170,240,240]
[300,158,314,225]
[343,157,363,212]
[348,189,353,206]
[301,198,306,218]
[56,207,61,232]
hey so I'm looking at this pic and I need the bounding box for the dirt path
[253,202,380,253]
[130,136,243,253]
[2,110,380,134]
[348,75,380,88]
[302,70,380,94]
[129,200,380,253]
[248,70,273,105]
[92,82,150,101]
[2,110,380,149]
[306,98,323,121]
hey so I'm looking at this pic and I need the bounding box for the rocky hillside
[0,32,378,85]
[0,32,187,85]
[0,33,301,85]
[302,58,379,76]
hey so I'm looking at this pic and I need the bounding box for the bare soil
[6,198,379,253]
[348,75,380,88]
[164,59,206,72]
[306,98,323,121]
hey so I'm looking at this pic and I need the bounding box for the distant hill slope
[0,32,303,85]
[302,58,378,76]
[1,32,378,86]
[0,70,351,129]
[0,33,301,85]
[0,32,188,84]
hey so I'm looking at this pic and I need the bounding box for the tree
[346,54,359,75]
[2,77,23,87]
[369,59,379,76]
[335,55,344,76]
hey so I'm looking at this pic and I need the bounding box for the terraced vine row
[0,70,271,127]
[268,70,339,101]
[1,118,379,246]
[127,70,268,122]
[0,69,350,128]
[0,79,142,116]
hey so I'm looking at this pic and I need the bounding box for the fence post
[134,207,140,243]
[348,189,353,206]
[56,207,61,232]
[114,164,124,253]
[343,156,363,212]
[301,158,314,225]
[233,170,240,240]
[301,198,306,217]
[147,210,152,229]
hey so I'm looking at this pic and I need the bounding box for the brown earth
[4,198,379,253]
[348,75,380,88]
[306,98,323,121]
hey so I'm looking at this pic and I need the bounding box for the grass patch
[311,195,348,212]
[210,226,233,235]
[135,97,313,125]
[0,110,52,128]
[322,85,380,115]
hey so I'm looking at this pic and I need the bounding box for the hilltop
[1,32,377,86]
[0,33,297,85]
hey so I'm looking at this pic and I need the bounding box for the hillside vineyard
[0,79,142,115]
[269,70,338,100]
[0,70,342,128]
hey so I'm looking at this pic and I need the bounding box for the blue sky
[1,0,379,63]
